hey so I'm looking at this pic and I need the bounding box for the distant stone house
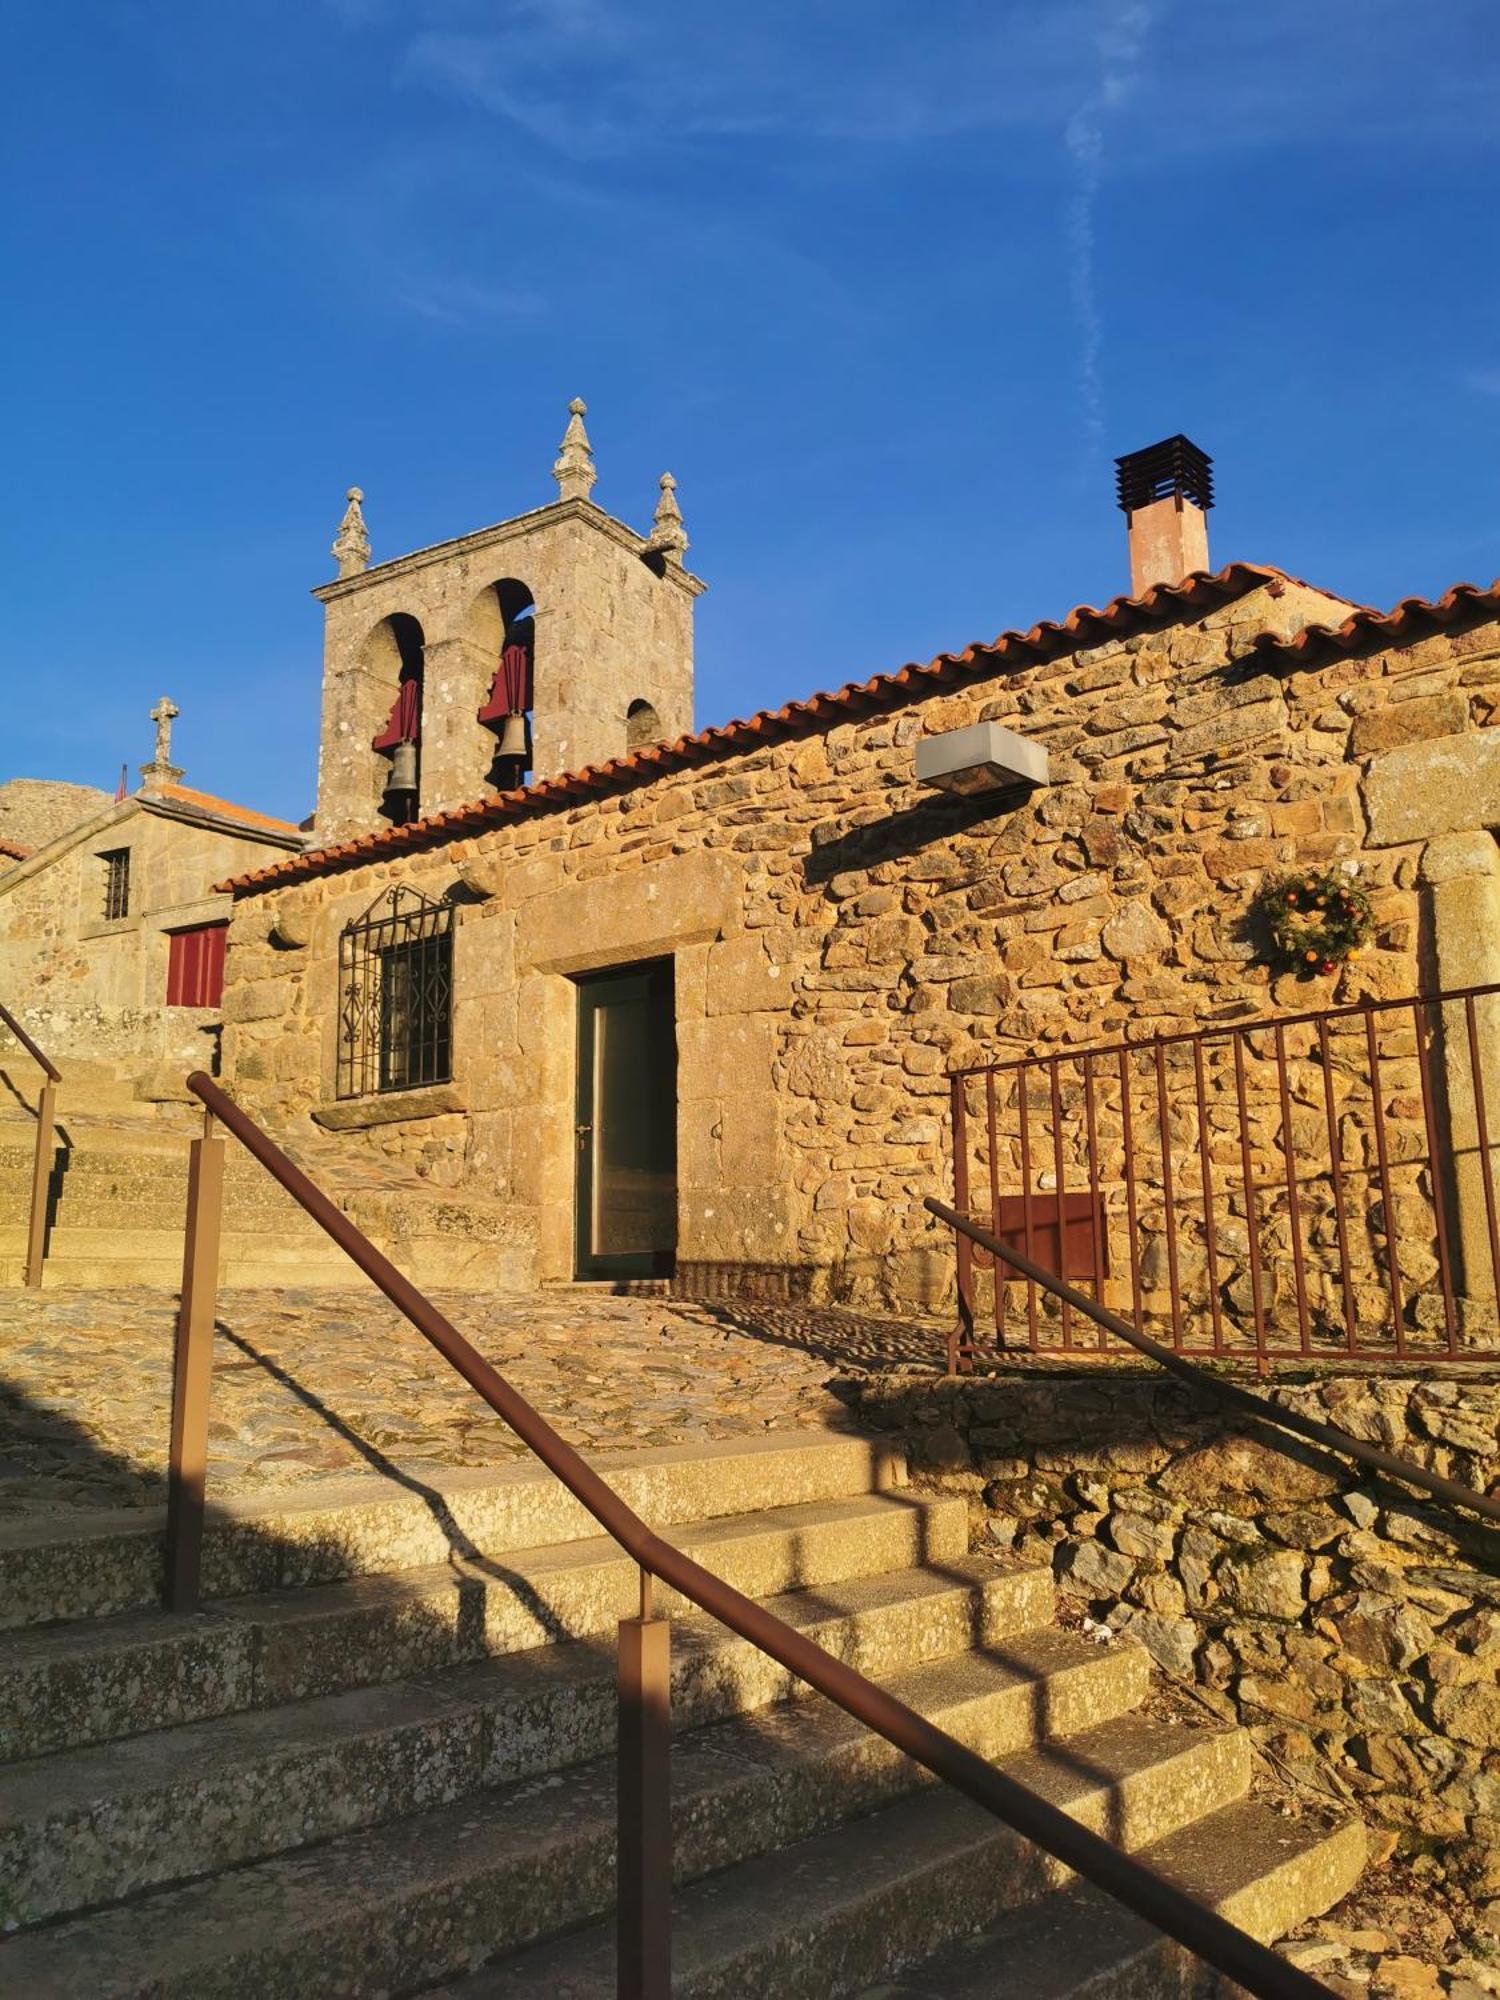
[216,408,1500,1308]
[0,708,301,1079]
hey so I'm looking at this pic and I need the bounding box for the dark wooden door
[575,960,677,1279]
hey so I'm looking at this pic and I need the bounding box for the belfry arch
[364,612,425,826]
[473,579,536,789]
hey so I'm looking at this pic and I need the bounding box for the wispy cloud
[400,5,1099,158]
[1062,1,1161,451]
[1467,368,1500,399]
[386,0,1499,163]
[393,270,547,326]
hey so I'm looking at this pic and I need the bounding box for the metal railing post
[23,1076,55,1288]
[617,1566,671,2000]
[950,1073,973,1372]
[165,1110,225,1612]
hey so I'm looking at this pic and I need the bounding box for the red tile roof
[0,837,32,862]
[153,783,302,839]
[214,561,1358,898]
[1247,576,1500,669]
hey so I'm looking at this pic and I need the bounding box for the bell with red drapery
[372,664,422,823]
[478,616,534,771]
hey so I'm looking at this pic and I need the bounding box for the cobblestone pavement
[0,1286,953,1519]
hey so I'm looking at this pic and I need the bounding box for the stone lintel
[312,1081,468,1130]
[516,851,736,975]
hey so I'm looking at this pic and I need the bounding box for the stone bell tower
[311,400,706,843]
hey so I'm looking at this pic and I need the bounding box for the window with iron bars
[101,848,131,921]
[337,885,454,1099]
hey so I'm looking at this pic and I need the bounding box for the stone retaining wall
[849,1364,1500,1890]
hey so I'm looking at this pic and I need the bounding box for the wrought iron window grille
[102,848,131,921]
[337,884,454,1100]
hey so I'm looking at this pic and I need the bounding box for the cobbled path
[0,1286,949,1519]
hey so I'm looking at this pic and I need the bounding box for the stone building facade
[0,706,302,1075]
[217,426,1500,1308]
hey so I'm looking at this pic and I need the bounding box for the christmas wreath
[1254,869,1373,976]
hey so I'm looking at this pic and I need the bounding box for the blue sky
[4,1,1498,822]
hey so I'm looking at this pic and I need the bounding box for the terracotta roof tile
[154,783,302,839]
[1247,577,1500,669]
[0,837,32,862]
[216,561,1322,897]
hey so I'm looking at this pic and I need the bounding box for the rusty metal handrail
[926,1196,1500,1527]
[168,1072,1332,2000]
[0,1002,59,1286]
[0,1002,62,1083]
[948,980,1500,1080]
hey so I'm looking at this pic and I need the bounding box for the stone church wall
[222,580,1500,1304]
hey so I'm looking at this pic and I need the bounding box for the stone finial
[552,397,597,502]
[647,472,688,565]
[331,486,370,578]
[139,695,184,792]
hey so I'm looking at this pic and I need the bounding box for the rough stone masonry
[220,563,1500,1307]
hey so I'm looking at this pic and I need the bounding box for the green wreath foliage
[1255,869,1373,976]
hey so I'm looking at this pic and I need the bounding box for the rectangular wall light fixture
[914,722,1050,797]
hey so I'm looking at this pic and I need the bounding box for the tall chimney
[1115,434,1213,595]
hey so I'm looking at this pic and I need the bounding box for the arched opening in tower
[370,612,426,826]
[626,698,662,752]
[477,579,536,790]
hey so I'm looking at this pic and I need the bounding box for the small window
[626,698,661,752]
[166,923,228,1007]
[337,886,454,1099]
[101,848,131,921]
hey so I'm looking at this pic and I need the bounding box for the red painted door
[166,923,228,1007]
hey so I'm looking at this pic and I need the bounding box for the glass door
[574,959,677,1279]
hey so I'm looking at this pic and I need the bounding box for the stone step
[0,1256,366,1289]
[2,1433,898,1630]
[0,1224,350,1258]
[0,1623,1149,1932]
[2,1527,1028,1764]
[862,1800,1367,1996]
[0,1698,1239,1998]
[0,1177,316,1223]
[0,1156,307,1199]
[425,1715,1259,2000]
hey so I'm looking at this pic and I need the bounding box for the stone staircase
[0,1056,529,1291]
[0,1431,1362,1997]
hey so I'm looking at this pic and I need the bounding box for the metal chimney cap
[1115,434,1213,515]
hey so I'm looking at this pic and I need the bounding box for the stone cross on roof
[140,695,184,793]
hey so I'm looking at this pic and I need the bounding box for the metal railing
[926,1197,1499,1528]
[0,1001,59,1288]
[166,1072,1334,2000]
[948,984,1500,1373]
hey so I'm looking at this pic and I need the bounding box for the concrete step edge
[0,1624,1152,1933]
[0,1673,1239,1995]
[0,1517,996,1759]
[855,1797,1367,1997]
[0,1430,902,1630]
[423,1718,1260,2000]
[2,1552,1056,1760]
